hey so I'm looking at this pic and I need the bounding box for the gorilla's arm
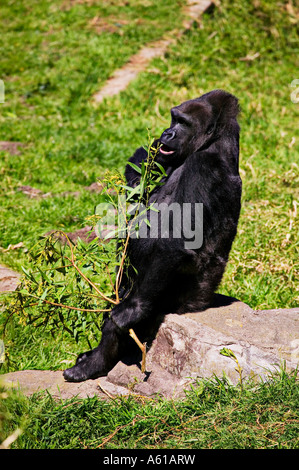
[124,146,148,188]
[110,242,189,331]
[124,139,162,188]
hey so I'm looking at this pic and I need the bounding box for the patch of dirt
[89,16,129,35]
[93,38,174,103]
[17,185,52,199]
[17,183,106,199]
[45,226,97,244]
[84,182,105,193]
[0,141,24,156]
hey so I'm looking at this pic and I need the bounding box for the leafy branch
[1,138,165,371]
[220,348,244,391]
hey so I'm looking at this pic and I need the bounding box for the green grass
[0,0,298,449]
[0,0,185,272]
[1,368,298,449]
[0,0,297,307]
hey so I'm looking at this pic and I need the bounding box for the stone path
[93,0,213,103]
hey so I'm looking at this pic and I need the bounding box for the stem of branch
[115,233,130,304]
[129,328,147,373]
[27,298,110,313]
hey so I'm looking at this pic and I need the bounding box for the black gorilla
[63,89,242,382]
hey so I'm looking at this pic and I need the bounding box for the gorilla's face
[159,101,213,161]
[158,90,239,166]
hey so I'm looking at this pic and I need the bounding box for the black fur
[63,89,242,382]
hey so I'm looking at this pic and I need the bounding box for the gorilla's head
[158,89,240,166]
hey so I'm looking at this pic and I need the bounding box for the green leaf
[154,161,167,176]
[21,266,38,284]
[38,288,49,306]
[127,161,142,174]
[220,348,237,360]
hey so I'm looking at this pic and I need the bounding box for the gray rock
[103,295,298,397]
[1,369,129,400]
[2,295,298,400]
[149,310,297,380]
[0,265,20,292]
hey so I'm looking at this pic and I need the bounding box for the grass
[0,0,297,307]
[1,367,298,449]
[0,0,298,450]
[0,0,185,273]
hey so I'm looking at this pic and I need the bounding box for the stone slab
[0,265,20,292]
[185,295,299,361]
[1,369,130,400]
[2,295,298,400]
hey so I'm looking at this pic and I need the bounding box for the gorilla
[63,89,242,382]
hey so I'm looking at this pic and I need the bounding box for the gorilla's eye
[177,116,190,126]
[171,110,191,128]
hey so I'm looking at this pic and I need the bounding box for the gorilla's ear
[207,89,240,127]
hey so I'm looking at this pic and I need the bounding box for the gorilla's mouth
[159,143,175,155]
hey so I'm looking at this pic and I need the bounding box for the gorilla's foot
[63,348,116,382]
[63,318,124,382]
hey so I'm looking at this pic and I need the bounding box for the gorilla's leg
[63,317,127,382]
[63,254,184,382]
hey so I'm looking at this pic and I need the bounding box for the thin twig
[97,422,133,448]
[0,428,22,449]
[65,254,117,304]
[97,381,116,399]
[30,263,73,274]
[129,328,147,373]
[26,298,110,313]
[52,230,117,305]
[115,233,130,303]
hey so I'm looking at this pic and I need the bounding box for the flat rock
[0,265,20,292]
[1,369,130,400]
[2,294,298,400]
[104,296,299,398]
